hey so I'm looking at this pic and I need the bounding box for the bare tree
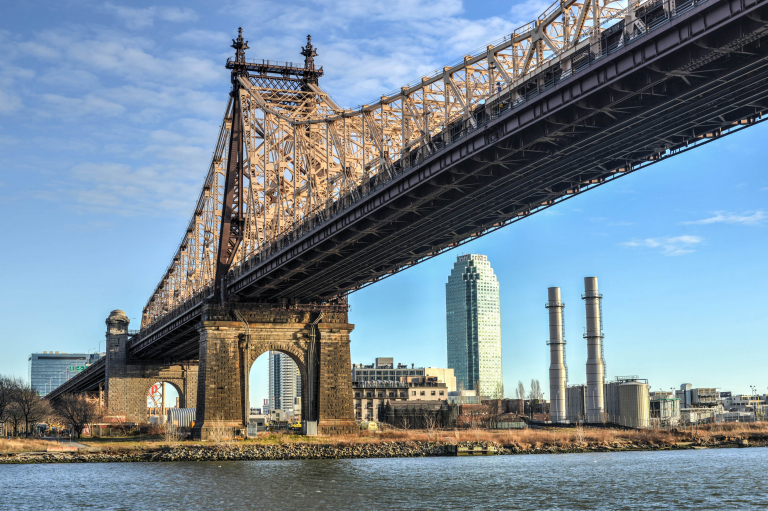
[14,383,51,436]
[423,412,437,440]
[164,423,184,446]
[528,379,543,403]
[515,381,526,401]
[54,394,99,439]
[4,402,24,436]
[0,376,18,425]
[398,414,410,432]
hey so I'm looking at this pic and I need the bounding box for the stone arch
[144,379,184,411]
[107,371,195,424]
[248,341,310,422]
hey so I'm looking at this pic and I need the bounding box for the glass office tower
[446,254,502,399]
[28,352,102,395]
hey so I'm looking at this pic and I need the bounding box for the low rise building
[353,381,409,422]
[352,358,457,392]
[353,378,450,422]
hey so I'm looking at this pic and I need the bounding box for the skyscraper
[445,254,503,399]
[267,352,302,418]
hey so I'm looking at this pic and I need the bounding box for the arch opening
[247,347,309,431]
[146,381,182,423]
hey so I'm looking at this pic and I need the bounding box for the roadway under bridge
[50,0,768,437]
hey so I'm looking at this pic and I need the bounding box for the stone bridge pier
[191,304,355,440]
[104,310,198,424]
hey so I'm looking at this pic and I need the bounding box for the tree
[0,376,21,430]
[528,379,543,404]
[5,402,24,436]
[55,394,99,439]
[515,381,526,401]
[13,382,51,436]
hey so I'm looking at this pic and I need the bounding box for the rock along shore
[1,437,765,464]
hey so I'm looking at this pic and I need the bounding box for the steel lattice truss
[141,0,663,329]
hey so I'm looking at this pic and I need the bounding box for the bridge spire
[301,34,319,90]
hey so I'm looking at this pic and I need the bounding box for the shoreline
[2,438,765,464]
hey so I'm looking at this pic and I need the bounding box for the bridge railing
[142,0,714,334]
[226,0,710,289]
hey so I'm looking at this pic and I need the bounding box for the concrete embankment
[1,437,765,464]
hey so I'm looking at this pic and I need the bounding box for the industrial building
[650,391,681,426]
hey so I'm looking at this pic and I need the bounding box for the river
[2,447,766,510]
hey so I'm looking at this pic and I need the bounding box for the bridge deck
[127,0,768,363]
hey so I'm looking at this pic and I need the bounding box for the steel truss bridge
[51,0,768,398]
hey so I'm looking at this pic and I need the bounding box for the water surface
[2,447,765,510]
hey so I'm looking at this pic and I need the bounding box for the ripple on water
[1,448,766,510]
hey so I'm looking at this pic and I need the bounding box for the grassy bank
[74,422,768,452]
[0,438,61,453]
[4,422,765,456]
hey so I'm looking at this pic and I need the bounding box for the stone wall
[191,306,356,439]
[104,317,198,424]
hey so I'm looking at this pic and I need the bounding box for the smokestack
[546,287,567,423]
[583,277,605,423]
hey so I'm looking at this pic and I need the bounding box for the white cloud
[621,235,704,256]
[65,161,203,217]
[0,88,22,113]
[104,3,198,29]
[681,211,766,226]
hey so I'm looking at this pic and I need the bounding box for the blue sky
[1,0,766,407]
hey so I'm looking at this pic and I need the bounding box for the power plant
[546,277,650,428]
[583,277,606,424]
[545,287,567,424]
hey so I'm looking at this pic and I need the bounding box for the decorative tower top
[232,27,249,64]
[301,34,317,72]
[300,34,319,89]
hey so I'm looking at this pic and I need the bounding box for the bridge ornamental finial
[300,34,319,89]
[232,27,249,64]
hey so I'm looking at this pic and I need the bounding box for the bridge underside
[228,0,768,306]
[131,0,768,362]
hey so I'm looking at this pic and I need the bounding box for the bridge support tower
[104,310,198,424]
[192,304,355,440]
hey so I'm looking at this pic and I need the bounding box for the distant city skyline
[0,1,765,405]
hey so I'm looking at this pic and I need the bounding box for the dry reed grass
[0,438,60,453]
[70,422,768,452]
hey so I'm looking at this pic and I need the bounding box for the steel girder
[125,0,768,363]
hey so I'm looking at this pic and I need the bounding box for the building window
[431,391,436,396]
[420,391,425,396]
[412,391,416,396]
[439,391,444,396]
[355,393,360,398]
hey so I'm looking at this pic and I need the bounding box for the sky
[1,0,766,408]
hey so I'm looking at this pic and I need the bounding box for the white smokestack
[546,287,567,423]
[583,277,605,423]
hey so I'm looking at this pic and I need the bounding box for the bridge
[49,0,768,438]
